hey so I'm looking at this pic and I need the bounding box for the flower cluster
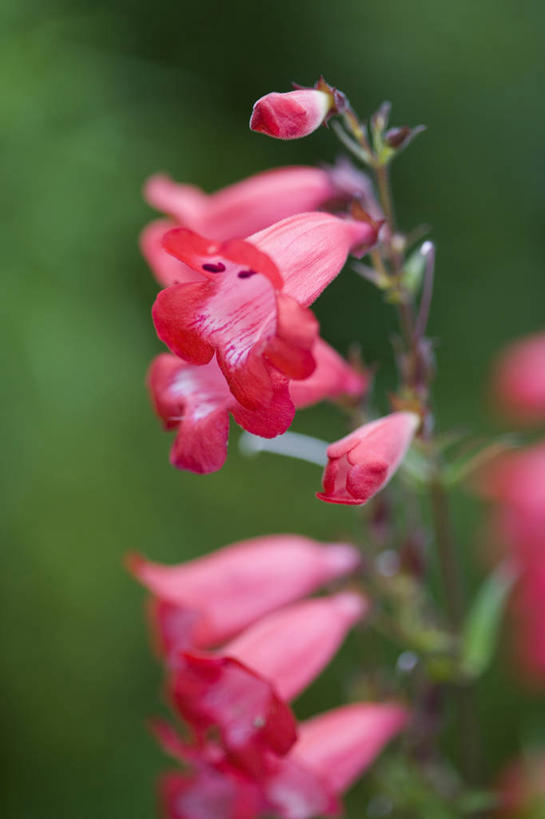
[130,536,408,817]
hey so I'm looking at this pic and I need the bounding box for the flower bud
[317,412,419,505]
[250,89,333,140]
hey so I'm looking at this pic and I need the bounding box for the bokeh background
[2,0,545,816]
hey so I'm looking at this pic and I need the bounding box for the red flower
[129,534,360,656]
[168,593,367,775]
[317,412,419,505]
[250,89,333,140]
[492,331,545,425]
[147,338,366,473]
[152,212,377,414]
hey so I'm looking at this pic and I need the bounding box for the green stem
[375,162,396,232]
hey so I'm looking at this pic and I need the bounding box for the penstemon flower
[129,534,360,655]
[141,165,354,288]
[166,593,367,775]
[131,76,540,818]
[152,212,378,414]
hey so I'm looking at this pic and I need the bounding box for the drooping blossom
[146,340,366,474]
[317,412,420,505]
[263,703,409,818]
[128,534,360,655]
[168,592,367,775]
[141,166,346,288]
[492,331,545,424]
[152,212,378,414]
[250,89,333,140]
[494,752,545,817]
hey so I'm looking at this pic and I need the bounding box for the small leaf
[461,561,517,679]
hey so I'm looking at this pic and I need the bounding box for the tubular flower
[152,212,378,413]
[250,89,333,140]
[141,166,344,288]
[128,534,360,655]
[168,593,367,775]
[511,567,545,685]
[146,341,366,474]
[264,703,409,818]
[492,331,545,424]
[317,412,419,505]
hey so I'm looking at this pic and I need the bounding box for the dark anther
[238,269,257,279]
[202,262,226,273]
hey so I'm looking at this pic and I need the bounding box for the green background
[2,0,544,816]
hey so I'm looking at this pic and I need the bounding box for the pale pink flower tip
[250,89,333,140]
[317,411,420,505]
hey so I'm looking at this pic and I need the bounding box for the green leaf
[461,562,517,679]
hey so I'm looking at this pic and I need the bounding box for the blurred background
[2,0,545,816]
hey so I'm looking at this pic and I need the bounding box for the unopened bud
[250,87,334,140]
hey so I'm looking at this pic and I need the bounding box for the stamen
[238,269,257,279]
[202,262,226,273]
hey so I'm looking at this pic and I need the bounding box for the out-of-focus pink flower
[168,593,367,775]
[129,534,360,655]
[476,441,545,564]
[264,703,409,818]
[476,441,545,520]
[317,412,419,505]
[494,753,545,817]
[492,331,545,425]
[250,90,333,140]
[511,566,545,686]
[152,212,377,414]
[141,166,344,287]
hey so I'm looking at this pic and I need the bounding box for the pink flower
[168,593,367,775]
[141,166,344,288]
[264,703,409,818]
[250,89,333,140]
[492,331,545,425]
[128,534,360,655]
[152,212,377,413]
[146,341,366,474]
[317,412,420,505]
